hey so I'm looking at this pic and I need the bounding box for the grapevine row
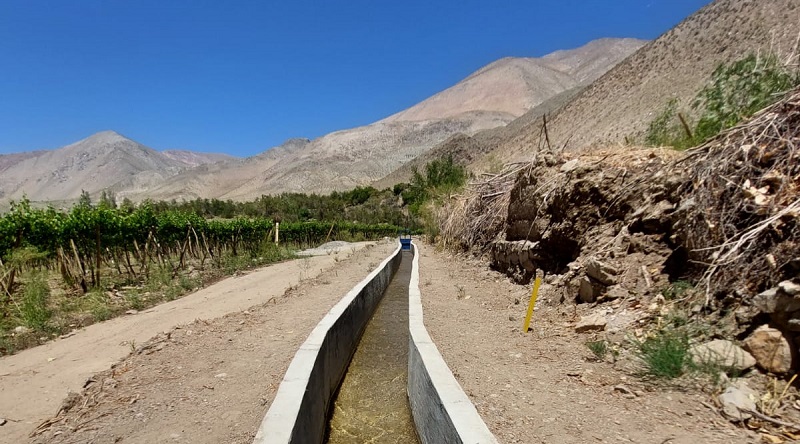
[0,199,401,294]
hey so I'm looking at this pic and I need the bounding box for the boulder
[753,287,800,314]
[718,382,758,421]
[743,325,793,374]
[585,258,619,286]
[575,313,607,333]
[578,276,605,303]
[779,280,800,297]
[690,340,756,372]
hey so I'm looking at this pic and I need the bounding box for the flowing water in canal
[326,250,419,443]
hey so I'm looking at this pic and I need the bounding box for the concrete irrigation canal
[327,249,418,443]
[253,241,498,444]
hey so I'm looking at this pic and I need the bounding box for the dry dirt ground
[0,240,390,444]
[5,240,760,444]
[416,242,756,444]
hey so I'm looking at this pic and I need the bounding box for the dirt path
[416,243,755,444]
[0,240,389,444]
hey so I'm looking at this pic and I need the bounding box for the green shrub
[633,330,691,379]
[145,266,172,292]
[18,271,51,330]
[693,53,800,142]
[645,98,684,147]
[87,290,112,321]
[126,292,145,310]
[403,156,467,215]
[644,53,800,149]
[661,280,694,300]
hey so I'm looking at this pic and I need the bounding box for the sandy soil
[0,240,391,444]
[6,240,763,443]
[416,242,756,444]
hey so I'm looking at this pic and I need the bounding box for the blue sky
[0,0,711,157]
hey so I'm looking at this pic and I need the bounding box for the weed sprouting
[662,280,693,300]
[586,340,609,361]
[632,329,691,379]
[18,271,51,330]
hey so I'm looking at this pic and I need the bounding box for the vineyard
[0,198,402,354]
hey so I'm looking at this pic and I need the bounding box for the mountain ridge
[1,37,646,203]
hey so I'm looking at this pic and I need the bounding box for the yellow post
[522,275,542,333]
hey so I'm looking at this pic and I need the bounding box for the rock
[578,277,605,303]
[585,258,619,286]
[575,313,607,333]
[603,285,628,301]
[560,159,580,173]
[125,309,139,315]
[13,326,30,334]
[641,200,675,230]
[59,392,82,414]
[214,372,228,379]
[734,304,760,327]
[59,330,78,339]
[753,287,800,314]
[718,382,758,421]
[743,325,793,374]
[690,340,756,372]
[779,280,800,297]
[0,418,6,426]
[613,384,636,397]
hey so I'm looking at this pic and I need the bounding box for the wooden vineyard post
[522,272,543,333]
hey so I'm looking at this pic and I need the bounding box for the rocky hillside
[440,86,800,379]
[541,0,800,153]
[161,150,235,168]
[408,0,800,176]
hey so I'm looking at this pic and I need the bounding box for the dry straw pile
[676,87,800,300]
[437,162,531,251]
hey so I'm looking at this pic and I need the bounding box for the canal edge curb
[408,240,500,444]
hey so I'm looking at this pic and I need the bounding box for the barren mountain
[135,38,643,201]
[382,38,645,123]
[459,0,800,169]
[0,131,187,202]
